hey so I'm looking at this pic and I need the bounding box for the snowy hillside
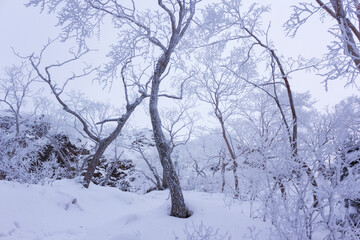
[0,179,272,240]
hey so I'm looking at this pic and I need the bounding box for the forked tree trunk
[147,0,195,218]
[216,110,240,198]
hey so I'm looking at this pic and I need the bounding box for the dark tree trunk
[147,0,195,218]
[149,99,188,217]
[232,159,239,198]
[83,142,107,188]
[82,96,146,188]
[221,158,226,192]
[149,50,188,217]
[162,170,168,189]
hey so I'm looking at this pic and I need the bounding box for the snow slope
[0,180,272,240]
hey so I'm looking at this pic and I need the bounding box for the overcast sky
[0,0,359,113]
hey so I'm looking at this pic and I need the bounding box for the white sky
[0,0,359,116]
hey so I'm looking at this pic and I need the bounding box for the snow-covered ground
[0,179,273,240]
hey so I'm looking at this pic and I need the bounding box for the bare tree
[188,44,251,198]
[0,62,37,137]
[26,0,199,217]
[28,43,148,188]
[134,142,164,191]
[129,101,195,192]
[160,100,195,187]
[128,129,164,191]
[100,138,125,187]
[144,0,197,218]
[197,0,320,206]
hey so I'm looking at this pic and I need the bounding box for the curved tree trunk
[83,142,108,188]
[150,96,188,218]
[83,97,146,188]
[149,52,188,218]
[146,0,196,218]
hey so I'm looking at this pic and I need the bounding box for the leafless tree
[28,42,148,188]
[26,0,199,217]
[0,62,37,137]
[142,0,198,218]
[100,139,124,187]
[197,0,320,206]
[188,43,251,198]
[160,100,195,186]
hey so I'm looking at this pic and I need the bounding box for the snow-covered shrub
[252,96,360,239]
[176,222,231,240]
[112,128,166,193]
[92,157,135,191]
[0,113,90,183]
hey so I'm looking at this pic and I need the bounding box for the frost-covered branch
[286,0,360,85]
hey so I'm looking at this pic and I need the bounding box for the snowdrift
[0,179,272,240]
